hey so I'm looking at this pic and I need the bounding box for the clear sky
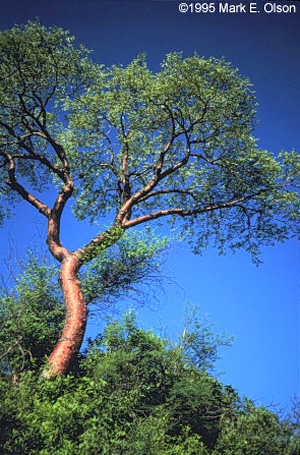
[0,0,299,411]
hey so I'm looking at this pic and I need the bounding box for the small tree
[1,20,299,377]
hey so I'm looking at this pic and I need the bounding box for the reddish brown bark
[42,217,126,377]
[42,253,87,378]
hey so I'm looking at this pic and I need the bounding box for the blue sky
[0,0,299,411]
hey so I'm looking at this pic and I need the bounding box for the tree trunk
[41,254,87,378]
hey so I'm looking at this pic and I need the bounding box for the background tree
[1,20,300,377]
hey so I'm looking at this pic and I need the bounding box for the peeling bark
[42,254,87,378]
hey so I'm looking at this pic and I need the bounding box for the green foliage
[1,21,299,264]
[1,307,299,454]
[213,407,300,455]
[80,227,170,307]
[1,256,298,454]
[0,253,64,377]
[0,19,93,190]
[0,20,299,454]
[0,228,169,377]
[66,51,300,261]
[181,302,234,373]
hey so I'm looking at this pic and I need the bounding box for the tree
[1,20,299,377]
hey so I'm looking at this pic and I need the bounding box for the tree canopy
[1,20,299,259]
[0,19,299,376]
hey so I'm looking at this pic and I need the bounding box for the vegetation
[0,260,299,454]
[1,20,300,376]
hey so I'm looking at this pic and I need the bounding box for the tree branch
[0,120,65,179]
[1,151,51,218]
[115,132,193,224]
[123,191,269,228]
[136,188,199,204]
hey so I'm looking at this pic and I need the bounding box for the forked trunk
[42,254,87,378]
